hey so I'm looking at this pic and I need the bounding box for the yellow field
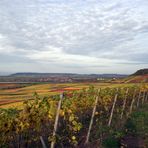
[0,82,144,109]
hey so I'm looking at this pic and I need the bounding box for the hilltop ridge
[132,69,148,76]
[124,69,148,83]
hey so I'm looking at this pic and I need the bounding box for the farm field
[0,83,147,147]
[0,77,147,147]
[0,82,92,108]
[0,0,147,146]
[0,82,139,108]
[0,83,138,108]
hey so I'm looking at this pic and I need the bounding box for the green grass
[125,103,148,138]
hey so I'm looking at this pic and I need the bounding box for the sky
[0,0,148,74]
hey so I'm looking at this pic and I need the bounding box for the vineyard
[0,84,148,147]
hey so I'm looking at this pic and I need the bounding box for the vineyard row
[0,85,148,147]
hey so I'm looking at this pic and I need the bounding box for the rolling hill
[124,69,148,83]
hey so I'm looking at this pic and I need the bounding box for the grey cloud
[0,0,148,73]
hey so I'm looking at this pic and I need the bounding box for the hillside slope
[132,69,148,76]
[124,75,148,83]
[124,69,148,83]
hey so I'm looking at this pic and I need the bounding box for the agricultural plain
[0,82,143,108]
[0,82,148,147]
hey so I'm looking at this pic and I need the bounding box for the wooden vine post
[129,89,136,115]
[137,91,141,107]
[145,92,148,102]
[142,91,146,104]
[40,136,47,148]
[85,89,101,144]
[120,88,129,119]
[51,93,63,148]
[108,88,118,127]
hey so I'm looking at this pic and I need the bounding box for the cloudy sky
[0,0,148,74]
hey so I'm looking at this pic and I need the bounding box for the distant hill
[9,73,127,78]
[124,69,148,83]
[0,72,127,83]
[10,73,77,77]
[132,69,148,76]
